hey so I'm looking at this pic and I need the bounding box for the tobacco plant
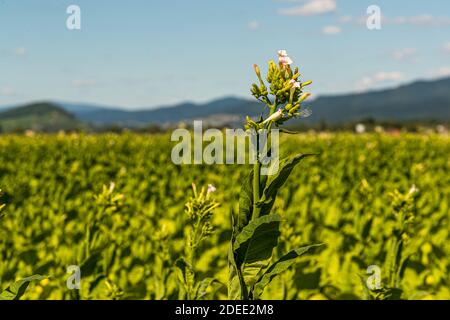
[176,183,220,299]
[363,186,419,300]
[0,190,45,300]
[228,51,321,300]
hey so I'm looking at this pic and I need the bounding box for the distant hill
[62,77,450,127]
[1,77,449,131]
[0,103,83,133]
[302,77,450,124]
[56,97,262,127]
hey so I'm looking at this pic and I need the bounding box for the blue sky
[1,0,450,109]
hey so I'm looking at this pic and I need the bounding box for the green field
[0,133,449,299]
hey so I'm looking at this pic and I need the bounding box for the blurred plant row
[0,133,448,299]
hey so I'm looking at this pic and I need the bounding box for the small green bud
[289,104,300,115]
[251,83,260,95]
[253,64,261,78]
[299,92,311,102]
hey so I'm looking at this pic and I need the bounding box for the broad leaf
[237,170,267,233]
[252,244,322,299]
[237,170,253,232]
[174,257,195,288]
[0,275,46,300]
[195,278,222,300]
[233,214,282,289]
[257,154,315,216]
[228,221,247,300]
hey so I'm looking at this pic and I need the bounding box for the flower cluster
[185,183,219,239]
[248,50,312,130]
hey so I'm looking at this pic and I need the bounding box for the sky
[1,0,450,109]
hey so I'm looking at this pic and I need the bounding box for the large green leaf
[257,154,315,216]
[237,170,268,233]
[174,257,195,299]
[228,214,247,300]
[233,214,282,289]
[0,275,46,300]
[252,244,322,299]
[237,170,253,232]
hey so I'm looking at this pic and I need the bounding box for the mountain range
[1,77,449,132]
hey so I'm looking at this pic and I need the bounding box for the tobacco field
[0,132,448,300]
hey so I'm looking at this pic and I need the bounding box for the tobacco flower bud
[302,80,313,87]
[262,109,283,124]
[253,64,261,78]
[299,92,311,102]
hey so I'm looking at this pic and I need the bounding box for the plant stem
[252,134,261,220]
[251,99,278,221]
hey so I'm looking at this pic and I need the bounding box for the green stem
[251,99,278,221]
[252,135,261,220]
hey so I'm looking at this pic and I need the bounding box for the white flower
[278,49,293,65]
[262,109,283,124]
[289,79,301,88]
[207,184,217,195]
[278,50,288,57]
[408,184,419,195]
[279,56,293,66]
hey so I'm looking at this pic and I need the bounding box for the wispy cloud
[443,42,450,54]
[391,14,450,27]
[374,71,404,81]
[0,86,16,96]
[322,25,341,35]
[248,20,260,31]
[392,48,417,62]
[278,0,336,17]
[13,47,26,56]
[429,66,450,78]
[356,71,405,91]
[338,14,450,27]
[72,79,97,88]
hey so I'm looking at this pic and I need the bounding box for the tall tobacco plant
[228,50,321,300]
[176,184,221,300]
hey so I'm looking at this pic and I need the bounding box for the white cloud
[355,77,374,91]
[429,67,450,78]
[13,47,26,56]
[374,71,404,81]
[392,48,417,61]
[278,0,336,16]
[355,71,405,91]
[338,14,450,27]
[403,14,450,27]
[443,42,450,54]
[248,20,260,31]
[0,86,15,96]
[338,15,352,23]
[72,79,97,88]
[322,25,341,35]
